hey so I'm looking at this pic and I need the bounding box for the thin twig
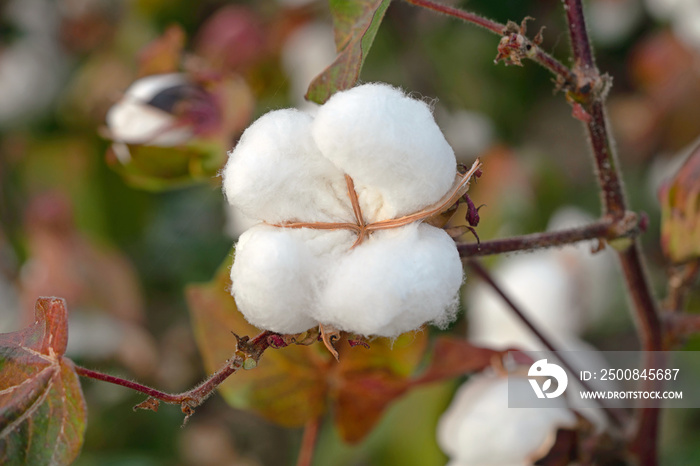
[402,0,503,34]
[467,260,630,430]
[75,331,274,421]
[296,417,322,466]
[402,0,576,86]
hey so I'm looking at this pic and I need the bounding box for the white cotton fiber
[106,73,193,146]
[222,109,354,224]
[437,375,576,465]
[231,225,318,333]
[312,83,457,222]
[106,100,193,146]
[231,225,355,334]
[316,223,463,337]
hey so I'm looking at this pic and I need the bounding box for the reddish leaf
[660,142,700,263]
[413,337,500,385]
[305,0,391,104]
[332,332,427,443]
[186,254,327,427]
[0,298,87,465]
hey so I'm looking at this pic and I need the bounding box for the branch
[296,417,322,466]
[402,0,575,87]
[457,212,644,258]
[75,330,275,424]
[562,0,662,462]
[467,260,630,430]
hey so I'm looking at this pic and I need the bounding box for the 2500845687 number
[600,369,680,381]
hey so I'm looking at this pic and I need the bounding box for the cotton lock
[222,83,465,337]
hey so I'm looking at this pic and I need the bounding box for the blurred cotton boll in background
[466,207,614,351]
[587,0,643,46]
[438,108,494,163]
[106,73,199,155]
[437,374,578,466]
[282,22,337,111]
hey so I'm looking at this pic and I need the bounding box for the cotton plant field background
[1,0,700,465]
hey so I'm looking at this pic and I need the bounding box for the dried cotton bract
[222,83,474,337]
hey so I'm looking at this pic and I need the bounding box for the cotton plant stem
[467,260,631,430]
[457,213,644,258]
[561,0,662,462]
[402,0,576,87]
[296,417,322,466]
[75,330,275,420]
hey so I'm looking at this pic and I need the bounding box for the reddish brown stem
[457,214,644,258]
[563,0,662,462]
[296,417,322,466]
[402,0,503,34]
[467,260,630,430]
[402,0,575,86]
[75,331,274,417]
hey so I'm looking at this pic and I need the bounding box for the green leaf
[305,0,391,104]
[0,298,87,466]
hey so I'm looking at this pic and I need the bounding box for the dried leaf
[660,143,700,263]
[305,0,391,104]
[0,298,87,465]
[413,337,500,385]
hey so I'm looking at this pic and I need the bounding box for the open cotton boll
[106,99,194,146]
[231,225,355,334]
[317,223,463,337]
[437,375,577,466]
[222,109,354,224]
[312,83,456,222]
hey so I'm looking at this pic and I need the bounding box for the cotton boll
[467,207,613,350]
[231,225,354,333]
[468,255,581,351]
[312,83,456,222]
[106,73,195,146]
[106,99,194,146]
[317,223,463,337]
[222,109,354,224]
[437,375,577,465]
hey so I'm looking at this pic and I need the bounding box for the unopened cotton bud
[106,73,195,146]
